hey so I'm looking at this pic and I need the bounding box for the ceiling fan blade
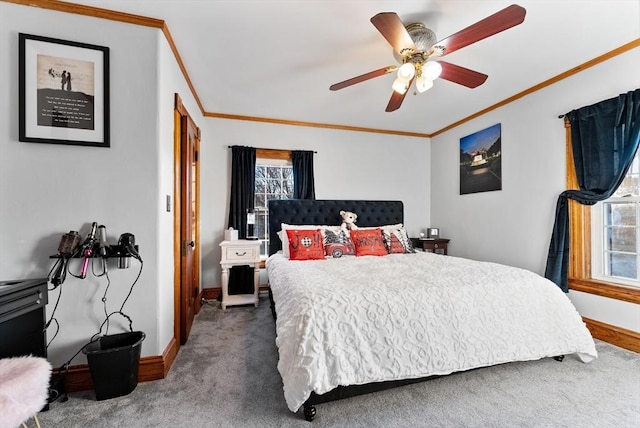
[329,66,397,91]
[385,77,415,112]
[438,61,488,88]
[371,12,418,56]
[430,4,526,57]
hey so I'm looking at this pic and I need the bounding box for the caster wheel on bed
[303,404,316,421]
[553,355,565,362]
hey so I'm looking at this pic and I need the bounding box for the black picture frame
[19,33,110,147]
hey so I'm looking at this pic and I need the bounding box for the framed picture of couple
[18,33,110,147]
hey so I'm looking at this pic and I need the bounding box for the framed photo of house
[18,33,110,147]
[459,123,502,195]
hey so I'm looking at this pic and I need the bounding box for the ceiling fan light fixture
[416,75,433,93]
[397,62,416,80]
[392,77,410,94]
[393,23,438,63]
[331,5,527,111]
[423,61,442,80]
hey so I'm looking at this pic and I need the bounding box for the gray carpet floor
[38,293,640,427]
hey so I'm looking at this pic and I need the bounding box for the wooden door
[175,94,201,346]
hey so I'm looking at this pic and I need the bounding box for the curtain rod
[227,145,317,153]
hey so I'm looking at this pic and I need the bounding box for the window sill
[569,278,640,304]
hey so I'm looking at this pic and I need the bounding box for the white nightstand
[219,240,261,310]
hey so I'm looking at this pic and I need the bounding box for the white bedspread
[266,252,597,412]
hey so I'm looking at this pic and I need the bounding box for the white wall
[199,119,430,288]
[0,3,195,366]
[430,47,640,332]
[156,31,203,353]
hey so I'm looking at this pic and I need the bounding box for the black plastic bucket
[83,331,145,400]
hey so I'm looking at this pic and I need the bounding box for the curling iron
[80,222,98,278]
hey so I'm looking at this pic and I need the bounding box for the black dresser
[0,278,48,358]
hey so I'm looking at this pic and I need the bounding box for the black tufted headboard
[268,199,404,256]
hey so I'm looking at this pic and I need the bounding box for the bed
[266,199,597,421]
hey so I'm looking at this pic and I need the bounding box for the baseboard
[56,336,180,393]
[201,287,219,300]
[583,317,640,353]
[202,285,269,301]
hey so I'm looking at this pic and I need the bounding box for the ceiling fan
[329,4,526,112]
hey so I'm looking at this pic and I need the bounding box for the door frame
[173,93,201,346]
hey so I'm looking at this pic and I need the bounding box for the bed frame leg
[553,355,565,362]
[303,403,316,421]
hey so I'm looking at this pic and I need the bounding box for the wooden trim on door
[173,95,183,348]
[194,131,202,314]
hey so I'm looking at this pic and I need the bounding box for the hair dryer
[118,233,142,268]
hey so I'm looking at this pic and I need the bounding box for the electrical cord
[92,253,108,277]
[97,269,112,334]
[55,258,143,374]
[45,283,63,349]
[92,260,143,337]
[119,260,143,313]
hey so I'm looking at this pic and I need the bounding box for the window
[254,149,293,257]
[565,123,640,304]
[591,151,640,286]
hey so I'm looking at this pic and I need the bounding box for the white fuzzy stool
[0,356,52,428]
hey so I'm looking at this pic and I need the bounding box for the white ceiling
[62,1,639,135]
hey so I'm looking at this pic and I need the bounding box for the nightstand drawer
[224,246,259,262]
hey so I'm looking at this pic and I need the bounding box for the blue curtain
[228,146,256,239]
[292,150,316,199]
[545,89,640,292]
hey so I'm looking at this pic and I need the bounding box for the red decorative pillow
[350,228,387,256]
[286,229,325,260]
[386,233,406,254]
[323,229,355,258]
[383,228,416,254]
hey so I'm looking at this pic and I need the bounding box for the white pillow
[358,223,403,231]
[278,223,341,258]
[348,223,404,237]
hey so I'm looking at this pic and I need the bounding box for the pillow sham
[285,229,325,260]
[350,228,387,256]
[383,227,416,254]
[278,224,341,258]
[323,229,355,258]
